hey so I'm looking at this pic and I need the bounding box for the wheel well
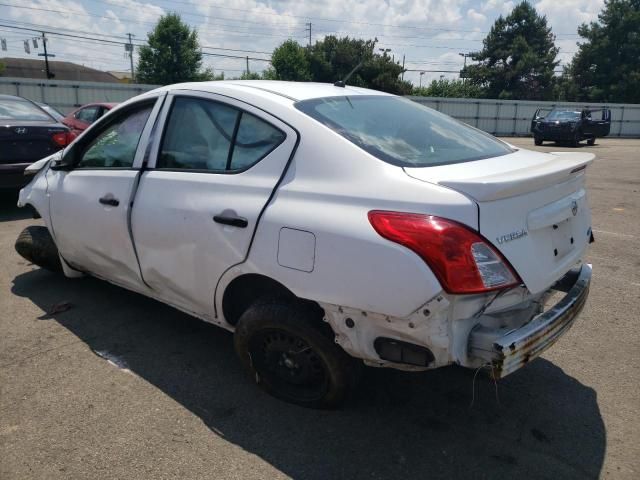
[222,274,296,326]
[25,203,41,219]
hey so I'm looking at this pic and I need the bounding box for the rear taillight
[368,211,521,294]
[51,131,73,147]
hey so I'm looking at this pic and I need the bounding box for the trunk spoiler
[405,151,595,202]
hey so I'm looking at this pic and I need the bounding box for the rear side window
[295,96,513,167]
[158,97,285,172]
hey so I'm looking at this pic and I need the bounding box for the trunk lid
[0,121,67,165]
[404,148,594,294]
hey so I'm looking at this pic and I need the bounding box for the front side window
[75,106,99,123]
[76,104,153,168]
[295,96,514,167]
[159,97,285,172]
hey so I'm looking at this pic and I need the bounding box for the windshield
[545,110,581,121]
[0,98,52,121]
[295,96,513,167]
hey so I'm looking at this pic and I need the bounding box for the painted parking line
[592,229,636,238]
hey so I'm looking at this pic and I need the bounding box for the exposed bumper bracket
[469,264,592,378]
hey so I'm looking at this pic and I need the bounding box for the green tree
[269,36,411,94]
[308,36,412,94]
[564,0,640,103]
[413,79,483,98]
[270,39,311,81]
[136,13,213,84]
[465,1,559,100]
[238,71,261,80]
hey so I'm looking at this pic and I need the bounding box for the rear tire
[587,137,596,146]
[14,226,62,272]
[534,136,543,146]
[234,298,356,409]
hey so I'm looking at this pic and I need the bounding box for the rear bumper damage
[469,263,592,378]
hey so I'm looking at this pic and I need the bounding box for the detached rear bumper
[469,264,592,378]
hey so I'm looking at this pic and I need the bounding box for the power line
[0,22,273,60]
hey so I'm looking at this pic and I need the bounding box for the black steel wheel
[15,226,62,272]
[234,299,356,408]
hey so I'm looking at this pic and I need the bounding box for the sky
[0,0,605,85]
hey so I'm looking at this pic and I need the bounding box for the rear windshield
[0,98,52,121]
[295,95,513,167]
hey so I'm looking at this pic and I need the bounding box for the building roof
[0,57,120,83]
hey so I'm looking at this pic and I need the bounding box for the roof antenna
[334,58,364,87]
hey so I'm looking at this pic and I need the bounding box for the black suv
[531,107,611,147]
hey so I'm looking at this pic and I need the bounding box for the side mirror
[50,146,76,171]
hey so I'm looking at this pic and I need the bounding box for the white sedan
[17,81,593,408]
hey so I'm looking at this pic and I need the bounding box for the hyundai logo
[572,200,579,216]
[15,127,27,134]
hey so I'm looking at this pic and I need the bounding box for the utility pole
[305,22,312,47]
[459,52,471,84]
[127,33,135,83]
[38,32,55,79]
[401,54,405,80]
[246,56,250,75]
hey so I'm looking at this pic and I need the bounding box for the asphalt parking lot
[1,137,638,479]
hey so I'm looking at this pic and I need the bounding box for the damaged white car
[17,81,593,408]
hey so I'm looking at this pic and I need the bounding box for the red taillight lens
[51,131,73,147]
[368,210,521,294]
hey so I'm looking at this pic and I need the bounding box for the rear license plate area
[551,219,575,259]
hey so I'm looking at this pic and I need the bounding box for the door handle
[213,214,248,228]
[99,196,119,207]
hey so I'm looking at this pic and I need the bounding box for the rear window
[0,98,52,121]
[295,96,513,167]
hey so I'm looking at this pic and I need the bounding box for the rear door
[131,91,297,317]
[589,109,611,137]
[48,95,165,289]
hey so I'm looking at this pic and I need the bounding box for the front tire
[15,226,62,272]
[534,136,543,146]
[234,299,356,408]
[571,131,581,148]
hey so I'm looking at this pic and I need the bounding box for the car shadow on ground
[11,268,605,479]
[0,192,31,222]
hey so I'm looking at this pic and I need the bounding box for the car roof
[158,80,392,102]
[78,102,118,108]
[0,94,31,101]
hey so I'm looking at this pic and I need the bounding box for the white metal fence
[409,96,640,137]
[1,77,638,137]
[0,77,158,114]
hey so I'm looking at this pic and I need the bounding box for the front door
[131,92,297,317]
[48,96,163,289]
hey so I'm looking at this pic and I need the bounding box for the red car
[62,102,117,135]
